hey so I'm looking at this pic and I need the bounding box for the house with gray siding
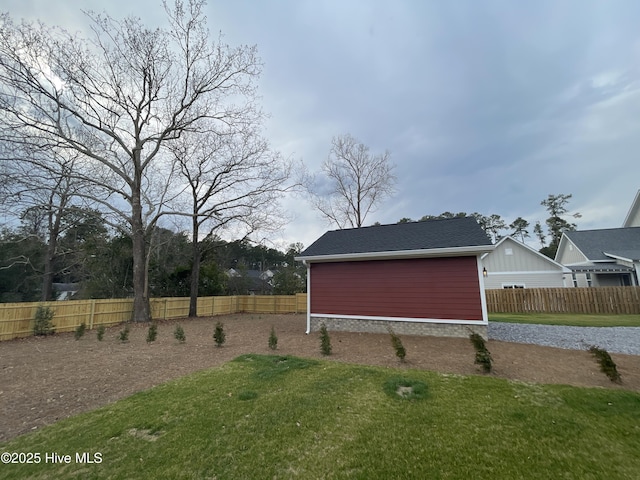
[481,236,570,289]
[555,228,640,287]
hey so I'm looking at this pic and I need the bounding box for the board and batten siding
[556,239,588,265]
[484,272,566,289]
[482,237,567,289]
[484,238,560,272]
[310,256,483,321]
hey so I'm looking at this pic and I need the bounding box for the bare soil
[1,314,639,442]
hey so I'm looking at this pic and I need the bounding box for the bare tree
[0,1,263,321]
[167,121,291,317]
[1,144,90,300]
[309,134,396,228]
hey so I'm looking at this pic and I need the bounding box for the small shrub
[119,325,130,343]
[33,305,56,336]
[268,326,278,350]
[319,323,332,356]
[96,325,106,341]
[388,326,406,362]
[146,322,158,343]
[470,332,492,373]
[74,322,86,340]
[469,331,487,351]
[588,345,621,383]
[174,324,186,343]
[213,321,226,347]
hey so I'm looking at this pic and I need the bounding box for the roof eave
[295,245,494,263]
[604,252,639,263]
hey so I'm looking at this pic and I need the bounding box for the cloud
[5,0,640,248]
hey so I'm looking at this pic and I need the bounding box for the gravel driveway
[489,322,640,355]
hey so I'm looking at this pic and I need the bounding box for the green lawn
[489,312,640,327]
[1,354,639,479]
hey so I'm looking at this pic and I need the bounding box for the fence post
[89,300,96,330]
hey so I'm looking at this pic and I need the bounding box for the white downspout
[304,261,311,334]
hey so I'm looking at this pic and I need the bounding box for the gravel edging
[489,322,640,355]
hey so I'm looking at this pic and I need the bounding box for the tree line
[0,208,306,303]
[391,193,581,259]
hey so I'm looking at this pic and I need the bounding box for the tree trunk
[41,242,55,301]
[188,217,200,317]
[131,190,151,323]
[41,206,62,302]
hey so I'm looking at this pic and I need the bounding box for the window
[502,284,525,289]
[586,273,592,287]
[571,273,578,287]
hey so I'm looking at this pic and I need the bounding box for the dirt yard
[1,314,639,442]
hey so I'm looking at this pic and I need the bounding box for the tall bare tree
[168,121,291,317]
[1,144,89,300]
[0,1,263,321]
[309,134,396,228]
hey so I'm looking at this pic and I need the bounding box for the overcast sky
[5,0,640,251]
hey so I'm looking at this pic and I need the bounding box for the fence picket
[0,295,308,341]
[486,287,640,314]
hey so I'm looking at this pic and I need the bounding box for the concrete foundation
[310,316,487,339]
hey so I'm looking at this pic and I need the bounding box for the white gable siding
[623,190,640,227]
[482,237,567,289]
[555,238,588,265]
[484,272,566,289]
[625,209,640,227]
[484,239,560,272]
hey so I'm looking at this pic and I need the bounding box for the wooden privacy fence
[486,287,640,314]
[0,294,308,341]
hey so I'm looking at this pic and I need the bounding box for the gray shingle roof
[297,217,492,258]
[564,227,640,261]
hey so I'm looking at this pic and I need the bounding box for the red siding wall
[310,256,483,321]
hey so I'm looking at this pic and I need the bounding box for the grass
[1,354,639,479]
[489,312,640,327]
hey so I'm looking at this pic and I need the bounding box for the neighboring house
[226,268,275,294]
[555,228,640,287]
[52,283,80,300]
[481,236,570,289]
[623,189,640,227]
[227,268,275,282]
[295,217,493,339]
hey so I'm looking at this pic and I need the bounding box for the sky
[4,0,640,251]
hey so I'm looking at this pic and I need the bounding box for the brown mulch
[1,314,639,443]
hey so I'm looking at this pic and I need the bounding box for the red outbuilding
[295,217,494,338]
